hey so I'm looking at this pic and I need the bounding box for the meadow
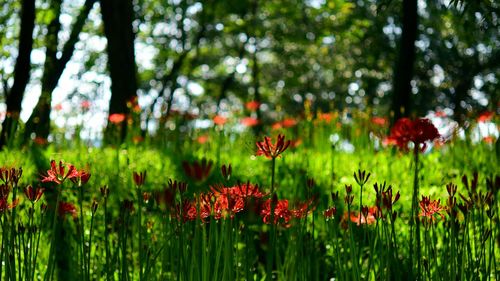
[0,111,498,281]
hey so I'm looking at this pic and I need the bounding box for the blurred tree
[100,0,138,142]
[0,0,35,148]
[22,0,97,142]
[390,0,418,122]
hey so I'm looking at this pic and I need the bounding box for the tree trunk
[100,0,138,143]
[0,0,35,148]
[391,0,418,123]
[23,0,97,142]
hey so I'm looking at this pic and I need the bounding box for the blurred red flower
[58,202,77,219]
[371,116,387,127]
[245,101,260,111]
[317,113,333,123]
[197,135,209,144]
[70,169,91,186]
[213,115,227,126]
[81,100,91,110]
[388,118,440,152]
[182,159,213,182]
[241,117,259,127]
[477,111,494,123]
[109,113,126,124]
[24,185,45,203]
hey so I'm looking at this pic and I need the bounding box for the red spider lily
[210,182,264,219]
[371,116,388,126]
[0,197,19,212]
[0,167,23,185]
[213,115,227,126]
[168,179,188,194]
[341,207,377,228]
[70,169,91,186]
[133,171,147,186]
[324,206,337,219]
[419,196,446,225]
[58,202,77,219]
[260,198,292,225]
[174,199,197,222]
[388,118,440,152]
[245,100,260,111]
[477,111,494,122]
[256,134,291,159]
[221,164,232,180]
[291,197,316,219]
[109,113,126,124]
[41,160,78,185]
[241,117,259,127]
[182,159,213,182]
[213,194,245,219]
[24,185,45,203]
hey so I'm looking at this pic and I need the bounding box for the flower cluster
[388,118,440,152]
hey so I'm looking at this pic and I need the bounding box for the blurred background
[0,0,498,146]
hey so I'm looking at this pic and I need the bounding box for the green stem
[44,187,61,281]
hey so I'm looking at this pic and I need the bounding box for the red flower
[24,185,45,203]
[477,111,494,122]
[0,167,23,186]
[197,135,209,144]
[260,198,292,225]
[483,136,495,144]
[435,111,447,118]
[245,101,260,111]
[109,113,126,124]
[419,196,446,226]
[371,116,387,127]
[324,206,337,219]
[58,202,77,219]
[53,103,63,111]
[213,115,227,126]
[42,160,78,185]
[241,117,259,127]
[388,118,440,152]
[281,118,297,128]
[81,100,91,110]
[182,159,213,182]
[70,169,91,186]
[256,134,291,159]
[317,113,333,123]
[133,171,147,186]
[0,197,19,213]
[341,207,377,228]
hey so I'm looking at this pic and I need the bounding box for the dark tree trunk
[0,0,35,148]
[391,0,418,123]
[23,0,96,142]
[100,0,138,143]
